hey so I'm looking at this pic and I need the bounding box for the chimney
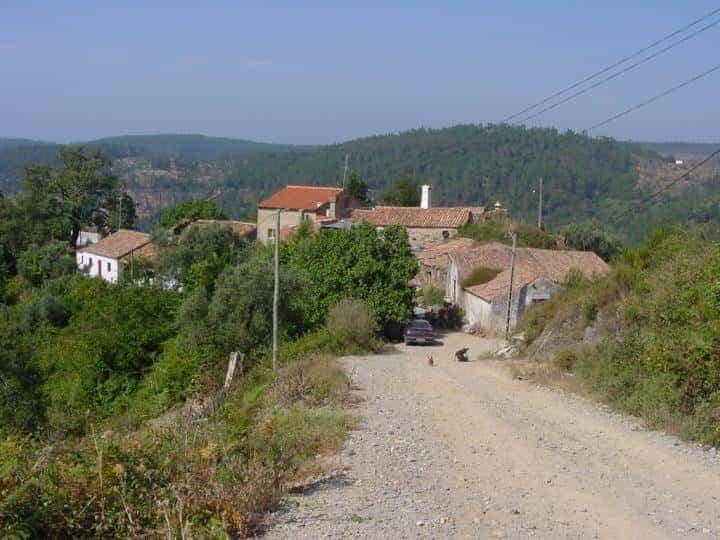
[420,185,432,209]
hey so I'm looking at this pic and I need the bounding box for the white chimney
[420,185,432,209]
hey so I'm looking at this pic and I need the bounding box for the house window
[268,228,275,239]
[89,257,93,267]
[442,230,450,240]
[80,255,84,264]
[107,261,111,272]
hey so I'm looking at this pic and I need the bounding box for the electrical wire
[518,18,720,123]
[586,62,720,132]
[501,6,720,123]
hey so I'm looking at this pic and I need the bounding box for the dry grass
[510,358,588,396]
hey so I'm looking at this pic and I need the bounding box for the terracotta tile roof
[259,185,344,211]
[119,241,157,263]
[78,230,151,259]
[194,219,257,239]
[416,237,478,268]
[348,206,472,228]
[463,245,610,301]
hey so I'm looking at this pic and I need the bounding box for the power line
[501,6,720,123]
[635,148,720,207]
[586,62,720,132]
[518,18,720,123]
[607,148,720,225]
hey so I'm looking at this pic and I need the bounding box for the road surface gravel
[264,332,720,539]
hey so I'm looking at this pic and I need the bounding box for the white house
[76,229,156,283]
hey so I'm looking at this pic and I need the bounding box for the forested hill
[1,126,718,241]
[82,134,306,161]
[227,124,657,226]
[0,138,55,150]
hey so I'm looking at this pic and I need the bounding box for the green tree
[17,241,76,286]
[345,171,370,205]
[155,223,248,291]
[179,257,310,354]
[159,198,228,228]
[285,222,418,327]
[18,147,127,247]
[561,220,624,261]
[381,176,421,206]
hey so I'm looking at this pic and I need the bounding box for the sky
[1,1,718,144]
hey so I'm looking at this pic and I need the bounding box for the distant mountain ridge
[633,141,720,158]
[0,138,55,150]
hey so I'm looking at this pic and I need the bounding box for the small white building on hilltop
[76,229,156,283]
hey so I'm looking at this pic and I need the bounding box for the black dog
[455,347,469,362]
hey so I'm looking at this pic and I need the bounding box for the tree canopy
[159,198,228,228]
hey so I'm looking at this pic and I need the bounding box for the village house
[416,240,609,333]
[256,185,359,242]
[348,185,484,250]
[76,229,156,283]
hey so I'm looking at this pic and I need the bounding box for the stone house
[76,229,156,283]
[445,242,609,333]
[349,206,478,250]
[348,185,483,250]
[256,185,359,243]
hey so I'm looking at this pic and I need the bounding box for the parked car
[404,319,437,345]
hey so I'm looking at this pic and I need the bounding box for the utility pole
[537,177,543,230]
[272,209,281,372]
[342,153,350,188]
[118,190,122,231]
[504,231,517,341]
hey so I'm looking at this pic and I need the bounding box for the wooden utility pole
[342,153,350,188]
[537,177,543,230]
[504,231,518,341]
[272,209,281,371]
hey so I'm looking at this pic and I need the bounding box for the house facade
[76,229,156,283]
[256,185,359,242]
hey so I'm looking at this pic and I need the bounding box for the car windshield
[409,320,432,330]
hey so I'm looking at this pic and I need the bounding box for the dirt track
[265,332,720,539]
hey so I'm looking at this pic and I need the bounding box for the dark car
[404,319,437,345]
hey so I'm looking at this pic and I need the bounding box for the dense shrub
[17,241,75,286]
[418,284,445,307]
[525,227,720,447]
[462,266,501,288]
[326,298,379,352]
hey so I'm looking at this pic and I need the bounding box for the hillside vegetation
[0,150,419,536]
[521,226,720,447]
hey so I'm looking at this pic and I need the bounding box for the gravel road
[264,332,720,539]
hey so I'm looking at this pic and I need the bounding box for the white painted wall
[464,293,493,328]
[76,252,121,283]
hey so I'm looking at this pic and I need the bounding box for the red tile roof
[259,185,344,211]
[349,206,472,228]
[78,230,151,259]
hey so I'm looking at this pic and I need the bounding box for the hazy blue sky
[1,1,718,144]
